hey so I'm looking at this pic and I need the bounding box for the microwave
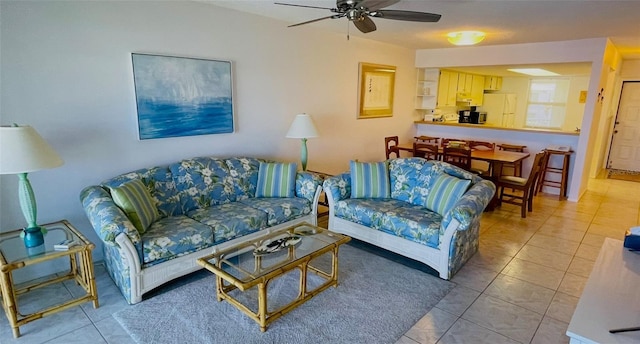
[459,111,486,124]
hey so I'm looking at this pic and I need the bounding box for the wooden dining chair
[469,141,495,176]
[414,136,439,145]
[497,143,527,177]
[443,146,472,171]
[385,136,400,159]
[441,138,468,148]
[413,142,439,160]
[496,151,546,218]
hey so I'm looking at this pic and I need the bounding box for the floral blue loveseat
[81,157,322,304]
[323,158,495,279]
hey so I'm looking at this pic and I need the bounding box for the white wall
[0,1,416,280]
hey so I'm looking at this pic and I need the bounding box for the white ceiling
[208,0,640,60]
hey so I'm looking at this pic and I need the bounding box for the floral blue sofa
[323,158,495,279]
[80,157,322,304]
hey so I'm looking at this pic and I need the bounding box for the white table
[567,238,640,343]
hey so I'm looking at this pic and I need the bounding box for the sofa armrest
[442,179,496,232]
[80,185,142,246]
[322,172,351,204]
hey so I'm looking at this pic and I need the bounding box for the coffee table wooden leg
[215,276,224,302]
[331,247,340,287]
[83,251,99,308]
[258,282,267,332]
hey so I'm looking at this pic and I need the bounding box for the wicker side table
[0,219,99,338]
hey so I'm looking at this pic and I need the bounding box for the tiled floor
[397,177,640,344]
[1,177,639,343]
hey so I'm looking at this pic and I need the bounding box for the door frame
[606,79,640,170]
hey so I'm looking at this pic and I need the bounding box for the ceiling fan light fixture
[447,31,486,46]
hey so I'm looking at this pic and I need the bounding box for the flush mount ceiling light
[446,31,486,46]
[508,68,560,76]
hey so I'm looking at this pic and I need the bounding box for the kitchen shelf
[415,68,439,111]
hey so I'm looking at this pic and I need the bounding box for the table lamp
[286,113,319,171]
[0,125,64,249]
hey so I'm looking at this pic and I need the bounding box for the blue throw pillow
[425,173,472,216]
[255,162,297,198]
[350,161,390,199]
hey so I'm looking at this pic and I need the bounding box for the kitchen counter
[414,120,581,201]
[414,121,581,136]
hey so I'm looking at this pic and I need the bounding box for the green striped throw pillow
[425,173,472,216]
[109,179,160,234]
[255,162,297,198]
[350,161,390,199]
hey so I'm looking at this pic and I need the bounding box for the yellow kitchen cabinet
[470,75,485,106]
[437,70,459,107]
[484,75,503,90]
[458,73,473,95]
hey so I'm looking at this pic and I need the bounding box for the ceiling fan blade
[372,10,441,22]
[288,14,341,28]
[360,0,400,11]
[353,16,377,33]
[274,2,333,11]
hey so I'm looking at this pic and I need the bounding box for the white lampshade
[286,113,319,139]
[0,125,64,174]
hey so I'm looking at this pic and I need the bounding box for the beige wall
[0,1,415,279]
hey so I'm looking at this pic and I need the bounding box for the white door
[609,82,640,171]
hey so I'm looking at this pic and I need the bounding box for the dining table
[396,143,530,176]
[396,142,531,211]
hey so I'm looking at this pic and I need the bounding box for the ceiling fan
[274,0,441,34]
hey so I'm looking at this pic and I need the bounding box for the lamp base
[23,226,45,248]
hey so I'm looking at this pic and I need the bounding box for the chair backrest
[413,142,439,160]
[497,143,527,152]
[443,146,472,170]
[414,136,439,144]
[470,141,495,151]
[385,136,399,159]
[525,151,548,190]
[441,138,468,148]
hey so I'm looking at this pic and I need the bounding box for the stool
[537,149,573,200]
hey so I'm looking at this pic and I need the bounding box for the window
[525,79,570,129]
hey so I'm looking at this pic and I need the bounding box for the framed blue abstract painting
[131,53,234,140]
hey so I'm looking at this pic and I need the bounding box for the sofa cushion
[334,198,406,229]
[187,203,268,244]
[255,162,297,198]
[350,161,390,199]
[239,197,312,226]
[425,173,472,216]
[109,179,160,234]
[388,158,436,206]
[102,165,182,217]
[170,157,236,213]
[380,203,442,249]
[225,158,262,200]
[141,215,214,266]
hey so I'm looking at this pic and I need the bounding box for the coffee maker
[459,106,487,124]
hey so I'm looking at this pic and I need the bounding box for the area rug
[608,169,640,182]
[112,244,454,344]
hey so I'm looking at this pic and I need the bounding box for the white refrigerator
[480,94,517,128]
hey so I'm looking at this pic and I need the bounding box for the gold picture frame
[357,62,396,119]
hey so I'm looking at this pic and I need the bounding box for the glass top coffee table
[197,222,350,332]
